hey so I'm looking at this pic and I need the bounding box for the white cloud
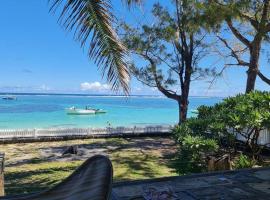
[38,84,51,91]
[80,82,111,91]
[0,84,53,92]
[150,87,158,92]
[134,87,142,91]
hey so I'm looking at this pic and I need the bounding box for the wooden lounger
[1,155,113,200]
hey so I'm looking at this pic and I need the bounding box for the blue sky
[0,0,269,96]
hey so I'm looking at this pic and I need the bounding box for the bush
[234,154,256,169]
[172,91,270,174]
[182,135,219,153]
[191,91,270,157]
[218,91,270,157]
[174,134,219,174]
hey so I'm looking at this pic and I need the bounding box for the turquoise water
[0,95,222,129]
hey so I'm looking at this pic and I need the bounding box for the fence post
[34,129,37,138]
[0,153,5,196]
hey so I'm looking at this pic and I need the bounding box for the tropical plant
[175,91,270,158]
[48,0,142,93]
[234,153,256,169]
[174,134,219,174]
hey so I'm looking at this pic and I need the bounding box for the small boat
[66,106,106,115]
[2,96,17,100]
[66,107,96,115]
[191,109,199,114]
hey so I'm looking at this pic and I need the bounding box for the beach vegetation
[173,134,219,174]
[173,91,270,161]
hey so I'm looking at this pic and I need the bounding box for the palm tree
[49,0,142,94]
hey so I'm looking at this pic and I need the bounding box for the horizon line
[0,92,225,98]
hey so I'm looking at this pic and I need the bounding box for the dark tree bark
[141,52,193,124]
[222,1,270,93]
[246,41,262,93]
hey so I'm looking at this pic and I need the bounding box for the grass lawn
[0,137,178,195]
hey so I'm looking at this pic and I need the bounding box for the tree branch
[151,53,180,74]
[226,19,251,48]
[217,36,250,66]
[258,71,270,85]
[143,54,181,101]
[239,12,259,31]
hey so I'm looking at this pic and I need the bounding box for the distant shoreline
[0,92,224,98]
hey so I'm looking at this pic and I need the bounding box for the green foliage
[174,91,270,158]
[172,123,192,142]
[182,135,219,153]
[174,134,219,174]
[49,0,130,93]
[222,91,270,131]
[234,154,256,169]
[200,91,270,143]
[200,1,267,32]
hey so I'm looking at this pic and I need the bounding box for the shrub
[219,91,270,157]
[172,123,192,143]
[174,134,219,174]
[172,91,270,175]
[234,154,256,169]
[196,91,270,157]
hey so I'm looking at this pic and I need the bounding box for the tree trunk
[246,41,261,93]
[179,99,188,124]
[177,90,189,125]
[246,66,258,93]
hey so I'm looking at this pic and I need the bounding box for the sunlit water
[0,95,222,129]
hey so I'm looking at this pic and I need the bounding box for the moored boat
[66,107,107,115]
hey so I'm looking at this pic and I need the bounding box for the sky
[0,0,269,97]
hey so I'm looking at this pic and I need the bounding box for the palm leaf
[49,0,130,93]
[123,0,143,8]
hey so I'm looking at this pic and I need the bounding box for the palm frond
[122,0,143,8]
[49,0,130,94]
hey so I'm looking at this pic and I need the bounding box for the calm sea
[0,94,222,129]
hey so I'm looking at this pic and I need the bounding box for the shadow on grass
[6,157,48,167]
[4,137,178,195]
[5,165,77,195]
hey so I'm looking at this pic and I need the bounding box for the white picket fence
[0,125,173,139]
[0,125,269,146]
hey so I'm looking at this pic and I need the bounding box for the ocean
[0,94,222,129]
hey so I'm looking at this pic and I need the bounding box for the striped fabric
[1,155,113,200]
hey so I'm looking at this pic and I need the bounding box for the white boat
[66,107,96,115]
[66,107,106,115]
